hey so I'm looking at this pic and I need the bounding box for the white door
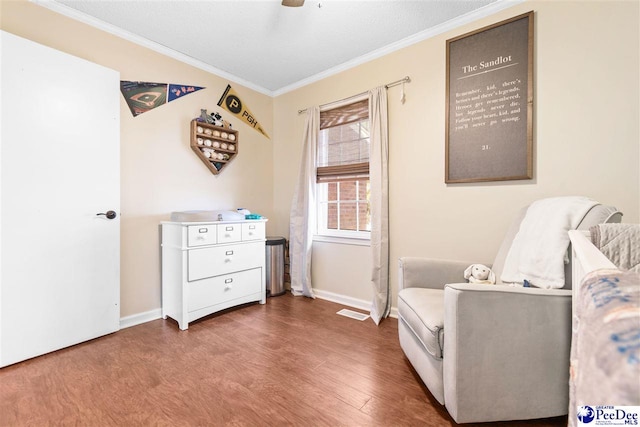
[0,31,120,367]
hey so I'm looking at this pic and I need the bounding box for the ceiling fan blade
[282,0,305,7]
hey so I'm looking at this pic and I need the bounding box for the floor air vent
[336,309,370,321]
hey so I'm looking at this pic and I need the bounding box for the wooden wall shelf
[190,119,239,175]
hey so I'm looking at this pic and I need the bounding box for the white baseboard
[119,308,162,330]
[118,293,398,329]
[312,288,398,319]
[312,288,371,312]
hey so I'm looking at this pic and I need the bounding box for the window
[316,99,370,240]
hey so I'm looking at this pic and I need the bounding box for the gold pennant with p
[217,84,270,139]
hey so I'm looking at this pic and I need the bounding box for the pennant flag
[120,81,166,117]
[120,81,205,117]
[168,84,205,102]
[217,84,270,139]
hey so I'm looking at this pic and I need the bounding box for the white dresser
[161,219,267,330]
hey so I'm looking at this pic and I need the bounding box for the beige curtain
[288,106,319,298]
[369,86,390,324]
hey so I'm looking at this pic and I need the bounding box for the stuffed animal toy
[210,111,225,127]
[464,264,496,285]
[198,109,226,127]
[199,109,214,124]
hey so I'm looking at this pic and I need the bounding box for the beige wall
[2,0,638,320]
[273,0,640,309]
[1,1,275,318]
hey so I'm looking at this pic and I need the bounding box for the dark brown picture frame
[445,11,534,183]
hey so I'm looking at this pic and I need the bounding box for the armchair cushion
[398,288,444,358]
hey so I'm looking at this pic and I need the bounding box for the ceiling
[43,0,507,95]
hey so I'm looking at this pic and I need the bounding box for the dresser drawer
[217,223,241,244]
[187,241,264,281]
[187,225,217,247]
[188,268,262,313]
[242,222,265,241]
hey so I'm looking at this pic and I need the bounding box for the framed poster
[445,11,534,183]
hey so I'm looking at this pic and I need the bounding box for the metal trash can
[265,236,286,297]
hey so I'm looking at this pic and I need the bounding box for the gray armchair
[397,202,622,423]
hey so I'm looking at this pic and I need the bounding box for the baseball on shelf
[228,134,236,141]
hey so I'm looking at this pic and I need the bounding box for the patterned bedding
[569,268,640,422]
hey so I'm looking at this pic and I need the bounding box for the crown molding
[272,0,525,97]
[32,0,524,98]
[31,0,275,96]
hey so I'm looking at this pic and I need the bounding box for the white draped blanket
[501,197,598,288]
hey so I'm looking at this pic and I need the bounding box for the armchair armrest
[442,283,572,423]
[398,257,476,291]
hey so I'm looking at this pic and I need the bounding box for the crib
[567,228,639,426]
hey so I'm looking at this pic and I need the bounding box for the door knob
[97,210,117,220]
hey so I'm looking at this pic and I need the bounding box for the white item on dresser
[0,32,120,368]
[170,210,245,222]
[161,219,267,330]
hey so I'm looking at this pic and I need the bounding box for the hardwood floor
[0,294,567,426]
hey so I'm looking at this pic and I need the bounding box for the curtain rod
[297,76,411,114]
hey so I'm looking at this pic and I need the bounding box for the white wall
[273,0,640,310]
[311,241,373,307]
